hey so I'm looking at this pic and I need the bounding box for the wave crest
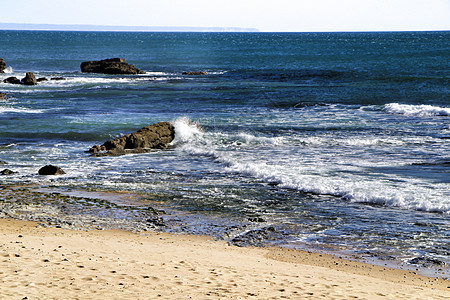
[384,103,450,117]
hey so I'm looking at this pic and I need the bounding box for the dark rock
[80,58,145,75]
[0,161,7,165]
[408,257,446,267]
[230,226,277,247]
[21,72,38,85]
[37,77,48,82]
[248,217,265,223]
[38,165,66,175]
[0,58,6,73]
[1,169,16,175]
[51,77,65,81]
[3,77,21,84]
[88,121,175,156]
[0,92,7,99]
[182,71,208,75]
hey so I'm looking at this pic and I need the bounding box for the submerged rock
[88,121,175,156]
[230,226,277,247]
[21,72,38,85]
[0,92,7,99]
[51,77,65,81]
[1,169,16,175]
[3,76,21,84]
[38,165,66,175]
[0,58,6,73]
[37,77,48,82]
[408,256,446,267]
[80,58,145,75]
[182,71,208,75]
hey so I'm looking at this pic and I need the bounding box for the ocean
[1,30,449,275]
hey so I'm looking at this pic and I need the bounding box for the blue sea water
[1,31,449,274]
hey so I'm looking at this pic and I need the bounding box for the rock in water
[3,77,21,84]
[80,58,145,75]
[89,121,175,156]
[1,169,16,175]
[38,165,66,175]
[0,58,6,73]
[182,71,208,75]
[0,92,7,99]
[21,72,38,85]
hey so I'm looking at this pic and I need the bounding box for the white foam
[385,103,450,117]
[0,106,44,114]
[176,126,450,214]
[170,117,204,145]
[2,67,14,73]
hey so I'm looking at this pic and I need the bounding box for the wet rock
[21,72,38,85]
[0,92,7,99]
[248,217,265,223]
[3,76,21,84]
[51,77,65,81]
[0,58,6,73]
[0,161,7,165]
[230,226,277,247]
[182,71,208,75]
[88,121,175,156]
[38,165,66,175]
[1,169,16,175]
[408,257,446,267]
[37,77,48,82]
[80,58,145,75]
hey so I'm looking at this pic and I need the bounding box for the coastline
[1,218,448,299]
[0,184,449,299]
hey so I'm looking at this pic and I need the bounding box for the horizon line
[0,22,259,33]
[0,23,448,33]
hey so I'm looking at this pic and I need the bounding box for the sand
[0,218,448,299]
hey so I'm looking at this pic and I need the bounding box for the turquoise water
[1,31,449,274]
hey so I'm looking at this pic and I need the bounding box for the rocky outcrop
[3,77,21,84]
[88,121,175,156]
[0,58,6,73]
[22,72,38,85]
[182,71,208,75]
[80,58,145,75]
[0,93,7,100]
[3,72,38,85]
[38,165,66,175]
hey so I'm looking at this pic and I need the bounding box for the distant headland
[0,23,259,32]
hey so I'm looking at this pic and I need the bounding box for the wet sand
[1,218,448,299]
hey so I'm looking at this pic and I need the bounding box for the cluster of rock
[3,72,66,86]
[0,58,6,73]
[88,121,175,156]
[0,92,6,99]
[81,58,145,75]
[1,161,66,176]
[3,72,38,85]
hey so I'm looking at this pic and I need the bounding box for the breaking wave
[385,103,450,117]
[173,118,450,214]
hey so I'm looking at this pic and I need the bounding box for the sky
[1,0,449,32]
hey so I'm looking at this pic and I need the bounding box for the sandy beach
[0,218,448,299]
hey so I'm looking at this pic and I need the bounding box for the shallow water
[1,30,449,275]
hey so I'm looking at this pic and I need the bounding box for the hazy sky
[2,0,449,31]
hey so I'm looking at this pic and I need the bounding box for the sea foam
[175,122,450,214]
[385,103,450,117]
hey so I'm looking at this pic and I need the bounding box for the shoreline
[1,183,449,297]
[1,217,449,299]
